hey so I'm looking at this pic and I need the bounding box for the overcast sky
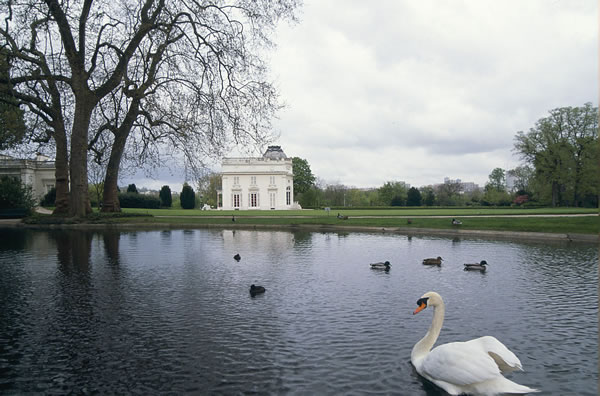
[128,0,597,191]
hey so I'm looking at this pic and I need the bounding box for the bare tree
[1,0,299,217]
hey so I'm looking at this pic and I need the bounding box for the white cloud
[269,0,597,187]
[126,0,597,190]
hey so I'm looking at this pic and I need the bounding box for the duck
[233,253,241,261]
[370,261,391,271]
[464,260,488,272]
[411,291,539,395]
[249,284,266,296]
[422,256,443,265]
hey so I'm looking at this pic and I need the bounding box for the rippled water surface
[0,228,597,395]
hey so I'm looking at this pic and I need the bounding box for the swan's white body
[411,292,539,396]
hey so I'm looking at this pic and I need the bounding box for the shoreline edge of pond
[1,220,597,244]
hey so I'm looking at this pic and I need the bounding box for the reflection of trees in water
[160,230,172,240]
[103,231,121,266]
[51,230,93,278]
[0,229,29,251]
[292,231,313,247]
[46,230,97,370]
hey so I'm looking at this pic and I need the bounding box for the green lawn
[119,207,598,217]
[109,207,598,235]
[34,206,598,235]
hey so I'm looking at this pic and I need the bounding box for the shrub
[0,176,35,213]
[127,183,138,194]
[159,185,172,208]
[118,192,160,209]
[390,196,405,206]
[180,184,195,209]
[40,187,56,206]
[513,194,529,206]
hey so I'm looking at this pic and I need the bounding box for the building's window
[250,192,258,208]
[270,192,276,209]
[233,193,241,208]
[46,184,55,192]
[234,176,239,185]
[270,176,275,185]
[286,186,291,205]
[250,176,257,185]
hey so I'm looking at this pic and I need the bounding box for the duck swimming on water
[464,260,488,272]
[250,284,266,296]
[422,257,443,266]
[370,261,392,271]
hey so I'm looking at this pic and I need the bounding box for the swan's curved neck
[411,303,445,363]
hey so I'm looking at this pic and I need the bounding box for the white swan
[411,292,539,395]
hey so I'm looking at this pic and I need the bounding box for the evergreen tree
[127,184,138,194]
[406,187,422,206]
[159,185,172,208]
[180,183,196,209]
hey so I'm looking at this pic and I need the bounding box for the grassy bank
[28,207,598,235]
[108,208,598,235]
[119,207,597,217]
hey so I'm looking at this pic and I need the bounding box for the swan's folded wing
[421,341,502,386]
[467,336,523,373]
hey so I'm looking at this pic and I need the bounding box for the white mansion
[218,146,297,210]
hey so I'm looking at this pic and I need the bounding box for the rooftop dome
[263,145,287,160]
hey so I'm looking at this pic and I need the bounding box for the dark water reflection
[0,228,597,395]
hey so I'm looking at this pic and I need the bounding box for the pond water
[0,228,597,395]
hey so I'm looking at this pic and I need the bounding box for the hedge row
[310,203,548,210]
[118,192,160,209]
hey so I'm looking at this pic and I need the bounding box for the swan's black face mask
[413,297,429,315]
[416,297,429,307]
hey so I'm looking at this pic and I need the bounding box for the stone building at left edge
[0,153,56,201]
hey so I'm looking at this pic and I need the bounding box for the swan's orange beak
[413,302,427,315]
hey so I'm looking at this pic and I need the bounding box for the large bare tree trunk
[53,121,70,215]
[69,99,94,217]
[101,135,127,212]
[101,99,139,213]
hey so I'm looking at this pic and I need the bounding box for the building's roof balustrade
[0,158,55,169]
[222,145,290,165]
[222,157,291,165]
